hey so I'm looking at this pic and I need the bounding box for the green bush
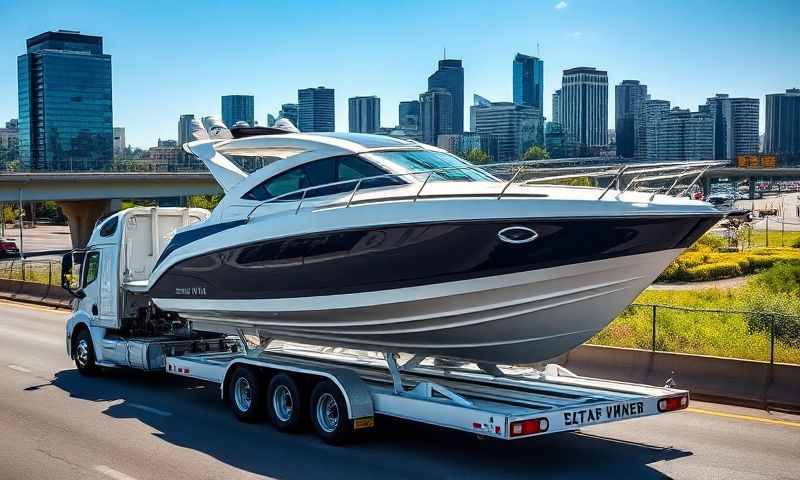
[685,262,742,281]
[739,276,800,347]
[688,232,725,252]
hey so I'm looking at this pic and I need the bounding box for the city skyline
[0,0,797,148]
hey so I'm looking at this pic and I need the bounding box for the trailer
[61,207,689,445]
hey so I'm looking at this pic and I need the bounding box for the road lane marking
[7,364,32,373]
[94,465,139,480]
[128,403,172,417]
[687,407,800,429]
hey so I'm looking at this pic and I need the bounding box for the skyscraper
[560,67,608,149]
[178,114,195,147]
[398,100,421,131]
[221,95,255,128]
[765,89,800,164]
[278,103,299,127]
[470,95,544,162]
[615,80,648,158]
[112,127,125,157]
[18,30,113,171]
[513,53,544,110]
[705,94,759,160]
[636,99,670,160]
[348,96,381,133]
[552,90,562,124]
[428,59,464,134]
[298,87,335,132]
[419,89,453,145]
[652,108,714,161]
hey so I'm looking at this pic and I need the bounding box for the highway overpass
[0,172,221,247]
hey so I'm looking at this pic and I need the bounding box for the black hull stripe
[150,215,719,300]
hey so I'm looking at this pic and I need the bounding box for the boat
[146,117,724,365]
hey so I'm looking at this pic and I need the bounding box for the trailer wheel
[74,329,99,376]
[310,380,353,445]
[228,366,264,422]
[267,373,304,432]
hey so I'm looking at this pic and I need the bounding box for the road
[1,223,72,258]
[0,300,799,480]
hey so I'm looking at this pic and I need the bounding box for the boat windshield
[362,150,497,182]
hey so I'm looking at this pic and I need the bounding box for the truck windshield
[362,151,497,182]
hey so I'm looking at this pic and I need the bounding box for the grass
[657,230,800,282]
[745,228,800,249]
[590,288,800,365]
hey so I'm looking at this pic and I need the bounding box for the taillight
[509,417,549,437]
[1,242,16,249]
[658,394,689,412]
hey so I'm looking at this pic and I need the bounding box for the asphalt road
[0,300,798,480]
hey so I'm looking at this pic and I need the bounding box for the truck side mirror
[61,250,86,299]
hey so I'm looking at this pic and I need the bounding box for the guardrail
[591,303,800,365]
[246,159,723,221]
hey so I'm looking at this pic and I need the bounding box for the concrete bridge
[0,172,220,248]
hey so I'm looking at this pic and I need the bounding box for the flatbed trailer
[165,341,689,444]
[59,207,690,445]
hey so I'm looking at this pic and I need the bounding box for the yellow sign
[353,417,375,430]
[736,154,777,168]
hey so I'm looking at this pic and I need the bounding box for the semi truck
[60,206,689,444]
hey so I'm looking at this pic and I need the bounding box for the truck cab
[61,207,227,374]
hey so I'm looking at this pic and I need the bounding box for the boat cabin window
[363,150,496,182]
[242,155,404,201]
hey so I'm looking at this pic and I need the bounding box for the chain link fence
[0,259,61,286]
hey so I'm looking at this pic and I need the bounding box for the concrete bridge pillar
[57,199,112,249]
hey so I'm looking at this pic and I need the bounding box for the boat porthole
[498,226,538,244]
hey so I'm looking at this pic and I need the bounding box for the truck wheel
[228,366,264,422]
[267,373,304,432]
[74,329,99,376]
[310,380,353,445]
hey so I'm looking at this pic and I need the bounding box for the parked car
[0,238,20,259]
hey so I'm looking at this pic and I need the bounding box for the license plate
[353,416,375,430]
[563,401,645,427]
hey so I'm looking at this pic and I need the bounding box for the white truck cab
[62,207,216,373]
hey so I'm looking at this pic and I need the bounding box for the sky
[0,0,798,148]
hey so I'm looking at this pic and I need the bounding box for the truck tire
[74,329,100,376]
[267,373,304,433]
[228,366,264,422]
[310,380,353,445]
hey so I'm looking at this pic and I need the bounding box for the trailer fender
[221,358,374,420]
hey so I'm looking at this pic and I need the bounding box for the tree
[463,148,491,165]
[187,195,222,210]
[522,145,550,161]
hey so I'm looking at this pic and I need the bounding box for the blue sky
[0,0,798,148]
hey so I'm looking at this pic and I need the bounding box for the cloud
[554,1,567,10]
[566,31,583,39]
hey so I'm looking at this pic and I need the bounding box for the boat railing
[245,160,725,222]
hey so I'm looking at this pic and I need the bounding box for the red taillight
[0,242,16,249]
[509,417,549,437]
[658,394,689,412]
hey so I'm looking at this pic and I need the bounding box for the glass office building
[18,30,113,171]
[428,59,464,134]
[513,53,544,110]
[221,95,255,128]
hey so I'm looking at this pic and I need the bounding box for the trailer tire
[228,366,264,422]
[267,373,304,433]
[310,380,353,445]
[74,329,99,376]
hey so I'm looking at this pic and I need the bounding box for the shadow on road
[39,368,692,479]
